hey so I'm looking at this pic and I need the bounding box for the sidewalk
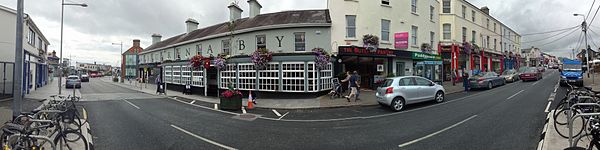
[583,72,600,89]
[103,77,465,109]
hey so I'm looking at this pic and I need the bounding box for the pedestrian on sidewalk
[156,74,162,95]
[354,71,361,100]
[341,71,352,94]
[462,68,469,92]
[345,71,360,102]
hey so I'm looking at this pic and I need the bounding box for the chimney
[480,6,490,15]
[185,18,199,33]
[228,2,243,21]
[248,0,262,18]
[151,34,162,44]
[133,39,140,47]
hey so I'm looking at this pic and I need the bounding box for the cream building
[438,0,521,78]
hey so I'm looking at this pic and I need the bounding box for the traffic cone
[247,91,254,109]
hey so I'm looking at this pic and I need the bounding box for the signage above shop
[412,52,442,61]
[394,32,409,49]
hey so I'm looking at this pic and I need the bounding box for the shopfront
[412,52,443,84]
[336,46,412,89]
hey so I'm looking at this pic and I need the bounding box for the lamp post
[574,13,593,83]
[58,0,87,95]
[112,42,123,83]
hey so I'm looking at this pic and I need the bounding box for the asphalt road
[80,70,560,150]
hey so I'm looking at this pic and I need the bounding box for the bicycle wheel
[574,133,600,150]
[554,101,569,125]
[555,109,586,138]
[53,130,88,150]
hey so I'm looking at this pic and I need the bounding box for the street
[77,70,560,150]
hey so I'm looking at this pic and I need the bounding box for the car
[66,75,81,88]
[519,67,542,81]
[537,66,546,72]
[501,69,520,83]
[81,74,90,82]
[375,76,445,112]
[468,72,506,90]
[90,73,99,78]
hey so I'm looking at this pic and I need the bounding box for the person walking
[155,74,162,94]
[462,68,469,92]
[345,71,360,102]
[341,71,351,94]
[354,71,361,100]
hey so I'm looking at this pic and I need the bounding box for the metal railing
[567,103,600,147]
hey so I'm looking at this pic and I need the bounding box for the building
[47,50,59,77]
[438,0,521,79]
[521,47,541,67]
[76,62,112,75]
[0,4,51,96]
[121,39,143,80]
[328,0,442,88]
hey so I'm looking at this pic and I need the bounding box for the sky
[0,0,595,66]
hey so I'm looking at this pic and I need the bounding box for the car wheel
[487,82,493,89]
[390,97,405,112]
[435,91,445,103]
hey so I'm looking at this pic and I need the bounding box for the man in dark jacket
[462,68,469,92]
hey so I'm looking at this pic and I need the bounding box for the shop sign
[339,46,395,56]
[412,52,442,60]
[416,61,443,65]
[377,64,384,72]
[394,32,409,49]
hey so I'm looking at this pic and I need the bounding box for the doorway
[396,62,405,76]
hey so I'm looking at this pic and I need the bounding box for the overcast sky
[0,0,595,66]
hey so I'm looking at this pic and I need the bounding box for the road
[79,70,560,150]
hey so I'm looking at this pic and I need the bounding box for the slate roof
[144,9,331,52]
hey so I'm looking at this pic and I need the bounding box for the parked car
[81,74,90,82]
[66,75,81,89]
[537,66,546,72]
[520,67,543,81]
[90,72,99,78]
[468,72,506,90]
[375,76,446,112]
[501,69,520,83]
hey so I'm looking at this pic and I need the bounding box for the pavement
[79,70,559,149]
[100,76,465,109]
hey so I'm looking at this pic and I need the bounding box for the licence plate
[569,80,576,82]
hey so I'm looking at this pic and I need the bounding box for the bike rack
[567,103,600,147]
[7,134,55,150]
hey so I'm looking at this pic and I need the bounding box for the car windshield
[502,70,514,75]
[67,77,78,80]
[563,64,581,71]
[525,69,537,73]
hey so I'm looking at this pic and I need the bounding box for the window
[471,11,476,22]
[28,28,35,45]
[196,44,202,55]
[430,32,435,48]
[486,19,490,29]
[494,39,497,51]
[399,78,416,86]
[256,35,266,50]
[175,48,181,60]
[486,36,490,48]
[442,24,451,40]
[346,15,356,38]
[222,39,230,55]
[472,31,476,43]
[382,0,389,5]
[461,5,466,18]
[429,6,434,21]
[442,0,450,13]
[38,37,42,50]
[411,0,417,13]
[415,77,432,86]
[462,27,467,43]
[381,19,391,41]
[294,32,306,51]
[494,23,497,32]
[411,26,418,46]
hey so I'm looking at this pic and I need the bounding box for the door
[415,77,436,101]
[396,62,405,76]
[397,77,419,102]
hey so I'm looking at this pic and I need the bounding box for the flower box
[219,94,242,110]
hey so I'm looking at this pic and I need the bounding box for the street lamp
[58,0,87,95]
[112,42,123,82]
[574,13,594,83]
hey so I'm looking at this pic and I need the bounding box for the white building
[0,5,50,96]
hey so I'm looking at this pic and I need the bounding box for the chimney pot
[185,18,199,33]
[133,39,141,47]
[228,2,243,21]
[248,0,262,18]
[152,34,162,44]
[480,6,490,15]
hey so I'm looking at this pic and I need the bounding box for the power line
[536,27,579,47]
[522,27,579,43]
[588,33,600,49]
[520,25,579,36]
[589,3,600,28]
[587,0,597,21]
[575,30,584,50]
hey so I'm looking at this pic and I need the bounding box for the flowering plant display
[362,34,380,49]
[214,54,227,71]
[190,54,205,69]
[312,48,331,70]
[221,81,242,98]
[251,48,273,70]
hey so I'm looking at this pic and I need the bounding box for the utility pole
[12,0,24,118]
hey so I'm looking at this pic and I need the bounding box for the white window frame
[411,26,418,46]
[461,5,466,18]
[411,0,418,13]
[222,39,231,55]
[294,32,306,51]
[381,19,391,41]
[346,15,356,38]
[443,24,451,40]
[442,0,451,13]
[429,6,434,21]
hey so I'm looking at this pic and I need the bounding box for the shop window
[258,63,280,91]
[282,62,306,92]
[238,63,256,90]
[181,66,191,85]
[172,65,181,84]
[219,64,237,89]
[256,35,266,50]
[382,19,391,41]
[319,63,333,91]
[442,24,451,40]
[294,32,306,51]
[346,15,356,38]
[191,67,204,87]
[222,39,231,55]
[442,0,450,13]
[164,66,172,83]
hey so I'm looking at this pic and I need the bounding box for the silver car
[66,75,81,89]
[375,76,446,111]
[501,69,519,83]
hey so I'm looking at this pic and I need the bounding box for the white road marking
[398,115,477,148]
[170,97,238,116]
[544,102,552,113]
[171,125,237,150]
[554,87,558,93]
[190,100,196,104]
[214,104,218,110]
[242,107,247,114]
[506,90,525,100]
[278,112,289,120]
[532,81,539,85]
[123,99,140,109]
[272,109,282,117]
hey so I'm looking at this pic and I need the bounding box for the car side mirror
[429,82,435,86]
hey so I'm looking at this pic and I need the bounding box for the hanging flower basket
[463,42,472,54]
[312,48,331,70]
[190,54,205,69]
[214,54,228,71]
[363,34,379,52]
[251,48,273,70]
